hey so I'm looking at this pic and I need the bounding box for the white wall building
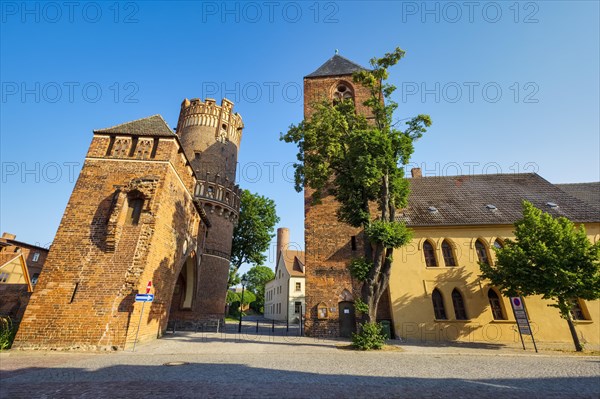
[264,228,305,323]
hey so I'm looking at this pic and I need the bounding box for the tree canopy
[245,265,275,312]
[480,201,600,351]
[282,47,431,323]
[229,190,279,286]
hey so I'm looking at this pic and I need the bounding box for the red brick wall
[303,74,390,337]
[13,134,204,350]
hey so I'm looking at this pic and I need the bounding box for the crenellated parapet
[194,174,241,223]
[176,98,244,148]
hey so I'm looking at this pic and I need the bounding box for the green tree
[245,265,275,312]
[229,190,279,286]
[281,48,431,322]
[480,201,600,351]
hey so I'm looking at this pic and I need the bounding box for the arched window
[332,83,354,104]
[452,289,468,320]
[441,240,456,267]
[475,239,489,265]
[432,289,447,320]
[488,288,506,320]
[423,241,437,267]
[493,239,504,249]
[570,299,589,320]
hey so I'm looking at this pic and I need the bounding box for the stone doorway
[338,301,356,338]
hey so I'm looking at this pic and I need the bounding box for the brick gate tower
[13,98,244,350]
[176,98,243,321]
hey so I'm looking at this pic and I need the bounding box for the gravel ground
[1,331,599,398]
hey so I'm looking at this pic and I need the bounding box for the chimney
[411,168,422,178]
[1,232,16,240]
[277,227,290,260]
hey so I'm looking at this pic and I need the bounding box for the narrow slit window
[127,198,144,225]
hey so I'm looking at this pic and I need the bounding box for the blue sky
[1,1,599,274]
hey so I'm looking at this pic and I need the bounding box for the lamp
[238,274,248,333]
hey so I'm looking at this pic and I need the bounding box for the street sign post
[133,281,153,352]
[510,296,538,352]
[135,294,154,302]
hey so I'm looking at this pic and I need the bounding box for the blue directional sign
[135,294,154,302]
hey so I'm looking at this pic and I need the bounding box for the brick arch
[339,288,354,302]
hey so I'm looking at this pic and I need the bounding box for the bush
[352,322,385,350]
[0,317,17,350]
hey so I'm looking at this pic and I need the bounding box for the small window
[475,239,490,265]
[441,240,456,267]
[0,272,9,283]
[295,282,301,291]
[127,198,144,225]
[570,299,588,321]
[294,301,302,314]
[452,289,468,320]
[32,252,40,262]
[31,273,40,285]
[488,289,506,320]
[432,289,446,320]
[423,241,437,267]
[351,236,357,251]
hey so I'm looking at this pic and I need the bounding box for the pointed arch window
[475,239,490,265]
[488,288,506,320]
[432,289,447,320]
[570,299,589,320]
[452,289,468,320]
[423,240,437,267]
[493,239,504,249]
[332,83,354,104]
[441,240,456,267]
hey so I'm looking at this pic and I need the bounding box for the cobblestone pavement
[1,331,599,399]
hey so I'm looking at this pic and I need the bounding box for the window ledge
[433,319,472,323]
[490,320,515,324]
[573,320,593,324]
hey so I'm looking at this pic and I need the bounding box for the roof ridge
[410,172,537,179]
[93,114,173,134]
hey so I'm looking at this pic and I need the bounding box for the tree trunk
[566,316,583,352]
[361,247,394,324]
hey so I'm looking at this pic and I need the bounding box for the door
[339,301,356,338]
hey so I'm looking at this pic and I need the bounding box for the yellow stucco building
[388,171,600,349]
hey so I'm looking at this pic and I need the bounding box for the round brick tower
[176,98,243,319]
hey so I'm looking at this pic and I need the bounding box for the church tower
[302,54,393,338]
[176,98,244,320]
